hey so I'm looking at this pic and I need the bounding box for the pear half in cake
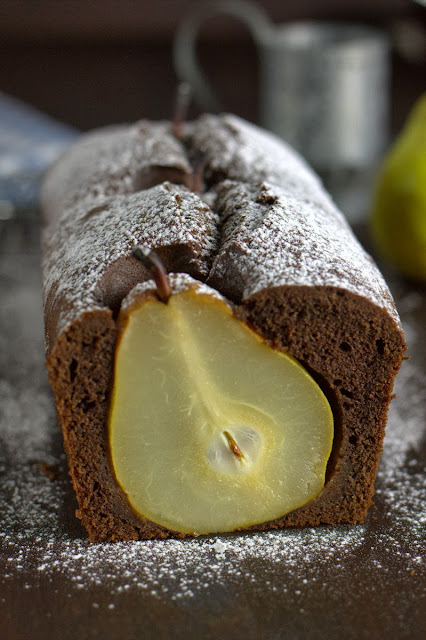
[109,256,333,535]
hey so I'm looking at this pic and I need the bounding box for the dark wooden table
[1,217,425,640]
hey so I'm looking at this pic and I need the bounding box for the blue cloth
[0,93,78,210]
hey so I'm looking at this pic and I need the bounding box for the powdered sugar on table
[1,251,424,615]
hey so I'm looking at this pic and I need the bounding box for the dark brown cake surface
[41,114,405,541]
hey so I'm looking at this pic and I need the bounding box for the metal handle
[173,0,270,112]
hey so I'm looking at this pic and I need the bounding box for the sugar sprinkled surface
[210,181,399,324]
[188,114,324,204]
[42,113,401,358]
[41,121,192,219]
[42,182,219,350]
[1,250,425,624]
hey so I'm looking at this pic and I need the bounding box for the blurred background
[0,0,425,228]
[0,0,424,132]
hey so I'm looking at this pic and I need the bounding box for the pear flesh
[109,289,334,535]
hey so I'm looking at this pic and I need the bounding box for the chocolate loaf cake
[41,114,405,542]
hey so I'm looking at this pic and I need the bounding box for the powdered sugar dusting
[188,114,324,204]
[209,181,399,324]
[42,183,219,350]
[42,113,401,356]
[1,251,424,613]
[41,121,191,220]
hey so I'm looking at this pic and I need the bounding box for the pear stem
[223,431,245,462]
[132,246,172,304]
[171,82,191,139]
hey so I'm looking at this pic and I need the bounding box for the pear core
[109,289,334,535]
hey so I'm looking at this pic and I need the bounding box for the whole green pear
[371,93,426,281]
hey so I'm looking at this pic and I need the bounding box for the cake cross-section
[41,114,405,541]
